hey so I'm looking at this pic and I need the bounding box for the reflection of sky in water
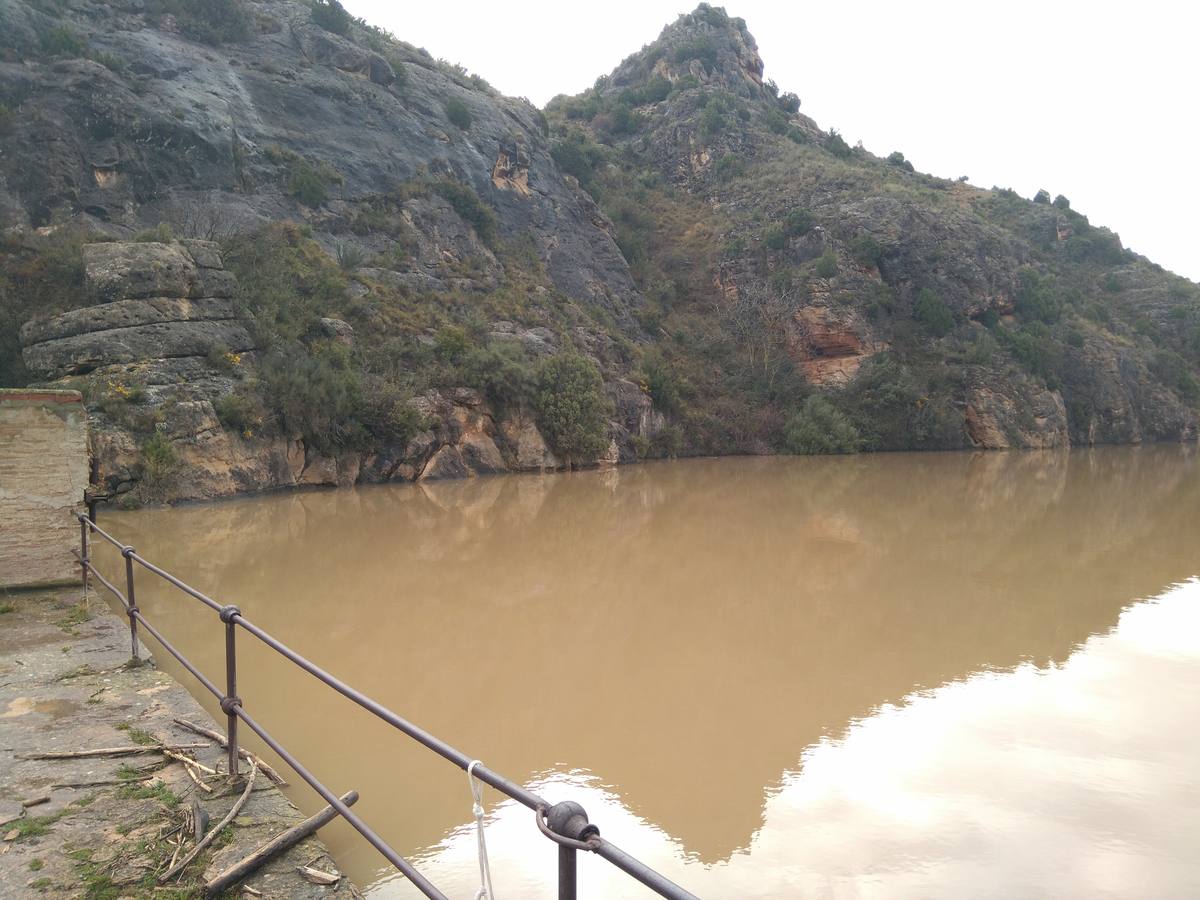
[373,582,1200,899]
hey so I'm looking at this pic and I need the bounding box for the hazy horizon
[342,0,1200,283]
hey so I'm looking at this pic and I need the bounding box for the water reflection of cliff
[103,446,1199,870]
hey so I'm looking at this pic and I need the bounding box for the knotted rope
[467,759,496,900]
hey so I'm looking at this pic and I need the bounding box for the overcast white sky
[342,1,1200,283]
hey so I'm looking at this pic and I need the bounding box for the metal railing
[76,510,698,900]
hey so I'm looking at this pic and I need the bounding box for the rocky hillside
[1,1,1197,504]
[544,5,1199,454]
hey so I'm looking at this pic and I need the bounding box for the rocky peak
[606,4,766,99]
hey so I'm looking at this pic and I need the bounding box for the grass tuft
[114,723,159,746]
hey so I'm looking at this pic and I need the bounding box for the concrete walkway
[0,587,356,899]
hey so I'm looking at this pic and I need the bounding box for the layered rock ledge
[21,241,251,380]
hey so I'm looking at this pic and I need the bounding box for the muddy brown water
[95,447,1200,898]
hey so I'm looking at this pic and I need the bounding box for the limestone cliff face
[20,241,659,503]
[0,0,643,330]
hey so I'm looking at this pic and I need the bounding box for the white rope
[467,759,496,900]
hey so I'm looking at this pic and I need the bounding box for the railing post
[558,844,577,900]
[122,547,140,663]
[545,801,598,900]
[79,516,89,594]
[219,606,242,780]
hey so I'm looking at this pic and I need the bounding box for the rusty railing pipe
[122,547,140,663]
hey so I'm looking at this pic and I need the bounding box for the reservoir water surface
[96,447,1200,898]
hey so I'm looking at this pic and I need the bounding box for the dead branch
[202,790,358,899]
[180,761,213,794]
[161,748,219,777]
[299,865,340,885]
[160,760,258,884]
[17,744,207,760]
[171,718,287,785]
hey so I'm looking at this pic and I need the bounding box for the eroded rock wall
[19,241,660,504]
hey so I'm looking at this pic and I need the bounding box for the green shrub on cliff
[814,250,839,278]
[841,357,964,450]
[913,288,954,337]
[763,226,787,251]
[1015,268,1061,324]
[535,354,610,465]
[238,256,427,455]
[761,107,788,135]
[223,222,348,343]
[258,342,364,452]
[824,130,853,159]
[777,92,801,114]
[214,390,261,436]
[712,154,747,182]
[698,93,738,138]
[134,223,174,243]
[785,209,813,237]
[672,37,718,72]
[851,234,885,269]
[38,25,86,57]
[288,163,328,208]
[145,0,251,45]
[621,77,671,107]
[311,0,353,35]
[444,98,472,130]
[551,131,606,193]
[0,227,98,386]
[458,342,536,415]
[266,147,342,209]
[1151,350,1200,402]
[784,396,861,455]
[431,179,495,243]
[140,432,178,481]
[641,354,682,414]
[996,323,1061,384]
[358,375,426,448]
[246,347,422,453]
[434,325,470,363]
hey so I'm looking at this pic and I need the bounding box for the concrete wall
[0,390,89,589]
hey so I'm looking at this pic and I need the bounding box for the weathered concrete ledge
[0,588,355,897]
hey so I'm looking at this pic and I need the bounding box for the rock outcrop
[18,240,661,503]
[21,241,252,379]
[965,385,1069,450]
[0,0,645,333]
